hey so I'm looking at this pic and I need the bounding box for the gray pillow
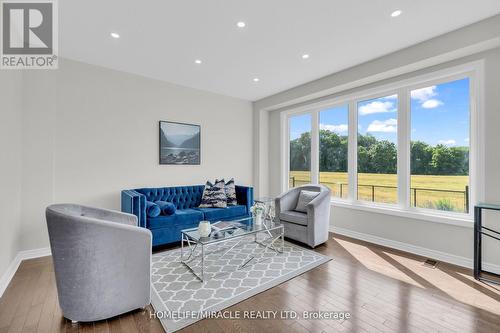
[295,190,320,212]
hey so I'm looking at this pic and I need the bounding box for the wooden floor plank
[1,233,500,333]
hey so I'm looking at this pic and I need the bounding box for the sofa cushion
[146,201,161,218]
[154,201,176,215]
[295,190,320,213]
[147,208,203,229]
[194,205,247,221]
[219,178,237,206]
[199,180,227,208]
[280,210,308,226]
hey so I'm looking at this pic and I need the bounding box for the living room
[2,1,500,332]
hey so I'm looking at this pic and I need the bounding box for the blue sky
[290,78,470,147]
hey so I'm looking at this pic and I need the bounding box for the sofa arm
[121,190,147,228]
[306,188,331,247]
[236,185,254,216]
[81,205,138,226]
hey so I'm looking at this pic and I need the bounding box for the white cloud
[367,119,397,133]
[464,138,470,143]
[422,99,443,109]
[359,101,396,115]
[320,123,348,133]
[411,86,437,102]
[438,139,456,146]
[411,85,444,109]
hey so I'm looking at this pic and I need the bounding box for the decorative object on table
[275,184,331,248]
[152,236,331,332]
[198,220,211,237]
[210,220,245,238]
[121,184,253,246]
[474,203,500,285]
[250,202,266,225]
[199,179,227,208]
[159,121,200,165]
[255,196,276,221]
[46,204,151,323]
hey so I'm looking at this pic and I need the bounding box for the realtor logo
[1,0,58,69]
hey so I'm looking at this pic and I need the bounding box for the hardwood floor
[1,233,500,332]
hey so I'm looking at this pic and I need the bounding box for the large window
[289,114,311,188]
[319,106,349,198]
[283,64,479,221]
[357,95,398,204]
[410,78,470,213]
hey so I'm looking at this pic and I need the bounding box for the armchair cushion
[280,210,308,226]
[295,190,320,213]
[194,205,247,221]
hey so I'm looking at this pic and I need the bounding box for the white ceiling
[60,0,500,101]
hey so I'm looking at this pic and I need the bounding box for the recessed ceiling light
[236,21,246,28]
[391,10,402,17]
[194,59,202,64]
[110,32,120,39]
[302,54,310,59]
[253,78,260,82]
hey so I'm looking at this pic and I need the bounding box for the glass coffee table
[180,217,284,282]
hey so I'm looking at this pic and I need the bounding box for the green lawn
[289,171,469,213]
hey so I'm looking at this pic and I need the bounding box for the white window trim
[281,60,485,227]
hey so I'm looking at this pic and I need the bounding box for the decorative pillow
[146,201,161,218]
[217,178,237,206]
[199,180,227,208]
[154,201,176,215]
[295,190,320,213]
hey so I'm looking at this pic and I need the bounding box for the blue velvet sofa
[121,185,253,246]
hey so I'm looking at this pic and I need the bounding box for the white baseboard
[331,226,500,275]
[0,247,51,298]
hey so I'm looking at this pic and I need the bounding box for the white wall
[19,59,253,251]
[254,15,500,268]
[0,71,23,278]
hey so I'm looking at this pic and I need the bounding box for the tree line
[290,130,469,175]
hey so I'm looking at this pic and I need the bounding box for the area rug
[150,237,331,332]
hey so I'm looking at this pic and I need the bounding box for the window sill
[330,199,474,228]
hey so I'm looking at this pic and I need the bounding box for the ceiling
[59,1,500,101]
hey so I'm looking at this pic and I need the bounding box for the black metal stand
[474,203,500,284]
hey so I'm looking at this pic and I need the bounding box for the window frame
[282,61,484,226]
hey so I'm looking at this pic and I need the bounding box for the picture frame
[159,121,201,165]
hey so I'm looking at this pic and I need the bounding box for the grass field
[289,171,469,213]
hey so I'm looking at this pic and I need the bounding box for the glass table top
[181,217,282,244]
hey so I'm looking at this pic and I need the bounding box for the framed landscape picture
[159,121,201,165]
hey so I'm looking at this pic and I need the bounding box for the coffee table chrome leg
[201,244,205,282]
[281,228,284,253]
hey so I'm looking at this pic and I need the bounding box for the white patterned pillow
[199,180,227,208]
[217,178,237,206]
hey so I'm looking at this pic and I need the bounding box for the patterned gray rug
[151,238,331,332]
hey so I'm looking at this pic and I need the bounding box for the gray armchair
[46,204,152,323]
[275,185,331,248]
